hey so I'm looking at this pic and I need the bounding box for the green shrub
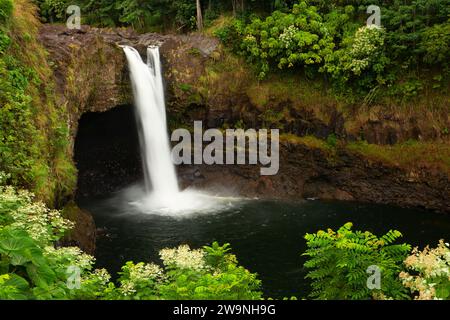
[34,0,69,23]
[0,31,10,53]
[303,222,411,300]
[0,0,13,23]
[420,23,450,66]
[216,0,449,100]
[115,242,262,300]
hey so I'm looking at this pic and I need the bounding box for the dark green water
[79,194,450,298]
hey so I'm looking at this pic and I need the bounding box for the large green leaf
[0,236,26,252]
[3,273,29,291]
[0,274,30,300]
[26,262,56,289]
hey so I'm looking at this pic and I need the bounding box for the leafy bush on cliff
[34,0,67,22]
[217,0,449,98]
[303,222,411,300]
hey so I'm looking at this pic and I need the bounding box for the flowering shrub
[235,2,334,79]
[116,243,263,300]
[0,186,74,245]
[115,262,165,299]
[346,26,386,76]
[0,185,262,300]
[321,24,389,93]
[0,184,108,299]
[400,240,450,300]
[279,25,299,49]
[160,244,207,271]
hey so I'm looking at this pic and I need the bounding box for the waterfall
[123,46,179,206]
[122,45,230,215]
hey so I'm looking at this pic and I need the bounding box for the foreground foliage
[400,240,450,300]
[1,181,449,300]
[113,243,262,300]
[0,182,262,300]
[303,222,411,300]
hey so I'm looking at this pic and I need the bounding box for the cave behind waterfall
[74,105,142,201]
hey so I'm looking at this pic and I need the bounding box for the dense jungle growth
[0,0,448,301]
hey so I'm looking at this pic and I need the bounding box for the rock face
[61,202,97,254]
[39,24,449,215]
[178,143,450,213]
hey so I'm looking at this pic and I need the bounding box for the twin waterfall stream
[122,46,226,215]
[123,46,179,204]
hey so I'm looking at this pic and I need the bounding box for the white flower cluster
[243,34,257,51]
[84,268,111,286]
[279,25,299,49]
[348,25,385,75]
[129,262,164,281]
[160,244,206,271]
[0,186,74,245]
[243,34,257,43]
[400,240,450,300]
[118,262,165,297]
[120,282,137,296]
[44,246,95,270]
[0,171,10,185]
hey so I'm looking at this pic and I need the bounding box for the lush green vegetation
[33,1,301,31]
[0,0,447,301]
[281,135,450,175]
[0,0,76,205]
[215,0,449,100]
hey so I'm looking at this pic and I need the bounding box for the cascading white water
[122,45,236,215]
[123,46,179,206]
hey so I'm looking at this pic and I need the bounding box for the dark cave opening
[74,105,143,201]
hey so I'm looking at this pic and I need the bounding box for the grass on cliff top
[281,134,450,176]
[281,134,331,151]
[204,15,235,37]
[347,140,450,176]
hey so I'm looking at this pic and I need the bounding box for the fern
[303,222,412,300]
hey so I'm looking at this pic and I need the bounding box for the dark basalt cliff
[38,24,449,216]
[178,144,449,213]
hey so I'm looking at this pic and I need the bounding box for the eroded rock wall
[179,143,450,213]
